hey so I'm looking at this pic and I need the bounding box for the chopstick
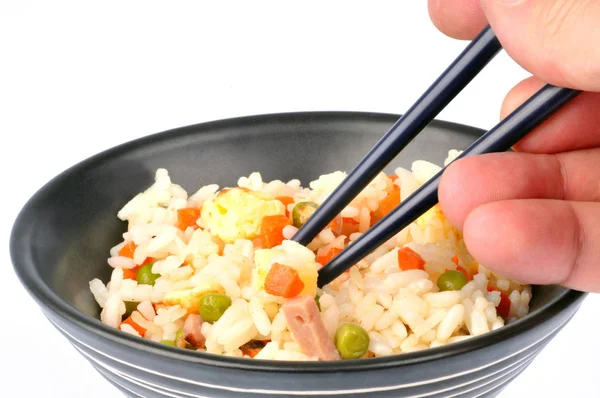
[317,84,580,287]
[292,25,502,246]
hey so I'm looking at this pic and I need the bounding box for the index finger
[428,0,488,40]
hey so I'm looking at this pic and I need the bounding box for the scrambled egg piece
[162,279,224,314]
[200,188,285,244]
[252,241,318,297]
[416,204,443,229]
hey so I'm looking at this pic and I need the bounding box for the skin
[427,0,600,292]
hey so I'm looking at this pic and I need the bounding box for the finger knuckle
[539,0,574,40]
[561,204,587,287]
[551,154,568,200]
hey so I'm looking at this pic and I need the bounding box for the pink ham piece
[183,314,205,348]
[282,295,340,360]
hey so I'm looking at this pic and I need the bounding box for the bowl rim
[10,110,587,372]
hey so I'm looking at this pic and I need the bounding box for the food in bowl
[89,150,532,361]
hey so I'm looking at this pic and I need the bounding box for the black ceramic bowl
[11,112,586,398]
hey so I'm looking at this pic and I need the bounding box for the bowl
[10,111,586,398]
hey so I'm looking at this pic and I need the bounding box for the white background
[1,1,598,397]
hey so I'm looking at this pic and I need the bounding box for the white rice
[90,156,532,361]
[107,256,137,269]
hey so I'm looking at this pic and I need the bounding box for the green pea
[136,263,160,286]
[335,323,370,360]
[161,340,176,346]
[199,293,232,323]
[124,301,139,317]
[172,329,194,349]
[437,270,468,291]
[292,201,319,228]
[175,329,185,345]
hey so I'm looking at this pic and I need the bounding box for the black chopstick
[317,84,580,287]
[292,26,502,246]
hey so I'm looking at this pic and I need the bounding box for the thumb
[481,0,600,92]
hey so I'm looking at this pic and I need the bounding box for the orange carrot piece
[388,175,399,182]
[260,214,290,248]
[316,247,343,267]
[118,241,137,259]
[397,247,425,271]
[177,207,201,231]
[142,257,154,265]
[456,265,471,281]
[119,242,152,272]
[264,263,305,298]
[276,196,294,206]
[122,267,139,280]
[343,217,359,225]
[339,217,360,237]
[276,196,295,217]
[371,186,401,225]
[451,255,471,280]
[121,315,146,336]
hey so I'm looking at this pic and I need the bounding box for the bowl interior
[12,111,568,342]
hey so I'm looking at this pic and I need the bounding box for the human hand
[428,0,600,292]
